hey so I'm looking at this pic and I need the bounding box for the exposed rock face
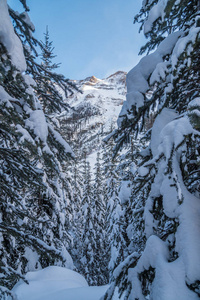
[59,71,127,157]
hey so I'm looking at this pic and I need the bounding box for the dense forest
[0,0,200,299]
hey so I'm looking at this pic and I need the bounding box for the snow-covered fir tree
[36,26,71,115]
[79,157,94,283]
[92,151,109,285]
[104,1,200,299]
[102,137,123,280]
[70,155,84,269]
[0,1,75,298]
[77,150,109,286]
[9,2,78,116]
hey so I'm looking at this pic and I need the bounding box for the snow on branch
[118,31,182,127]
[0,0,26,71]
[48,124,74,157]
[144,0,166,34]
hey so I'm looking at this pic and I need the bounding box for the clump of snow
[138,165,149,177]
[188,97,200,109]
[0,0,26,72]
[128,232,199,300]
[24,247,41,272]
[60,246,74,269]
[160,175,179,218]
[0,85,14,108]
[150,61,169,85]
[150,259,198,300]
[171,26,200,68]
[25,110,48,144]
[150,108,178,157]
[23,74,37,96]
[144,0,166,34]
[16,124,35,145]
[158,116,193,159]
[176,190,200,285]
[118,180,132,204]
[48,124,74,156]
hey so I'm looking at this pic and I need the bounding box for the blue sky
[8,0,144,79]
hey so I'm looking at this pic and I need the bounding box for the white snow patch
[160,175,179,218]
[188,97,200,109]
[25,110,48,144]
[138,166,149,177]
[144,0,166,34]
[171,27,200,68]
[24,247,41,272]
[159,116,193,159]
[150,61,169,85]
[16,124,35,144]
[48,124,74,156]
[151,108,178,157]
[12,266,121,300]
[0,85,14,108]
[0,0,26,71]
[118,180,132,204]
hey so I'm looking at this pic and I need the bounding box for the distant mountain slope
[59,71,126,157]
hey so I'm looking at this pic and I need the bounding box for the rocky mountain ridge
[59,71,127,158]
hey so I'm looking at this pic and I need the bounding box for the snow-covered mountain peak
[78,71,126,87]
[68,71,126,111]
[60,71,127,157]
[81,75,99,85]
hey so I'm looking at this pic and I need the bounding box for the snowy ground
[12,266,120,300]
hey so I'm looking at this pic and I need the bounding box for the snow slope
[68,71,126,131]
[12,266,120,300]
[59,71,126,155]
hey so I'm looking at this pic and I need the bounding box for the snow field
[12,266,121,300]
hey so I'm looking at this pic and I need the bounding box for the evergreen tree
[0,1,74,298]
[80,151,108,286]
[36,26,66,115]
[104,1,200,299]
[40,26,60,72]
[91,151,108,285]
[102,137,123,280]
[79,158,94,283]
[9,3,78,116]
[70,155,84,269]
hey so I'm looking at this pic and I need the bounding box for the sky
[8,0,144,80]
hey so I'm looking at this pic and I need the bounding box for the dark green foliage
[0,2,75,297]
[105,1,200,299]
[113,0,200,154]
[0,47,65,297]
[138,267,155,298]
[79,150,109,286]
[79,158,94,283]
[40,26,60,72]
[91,151,108,285]
[135,0,199,54]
